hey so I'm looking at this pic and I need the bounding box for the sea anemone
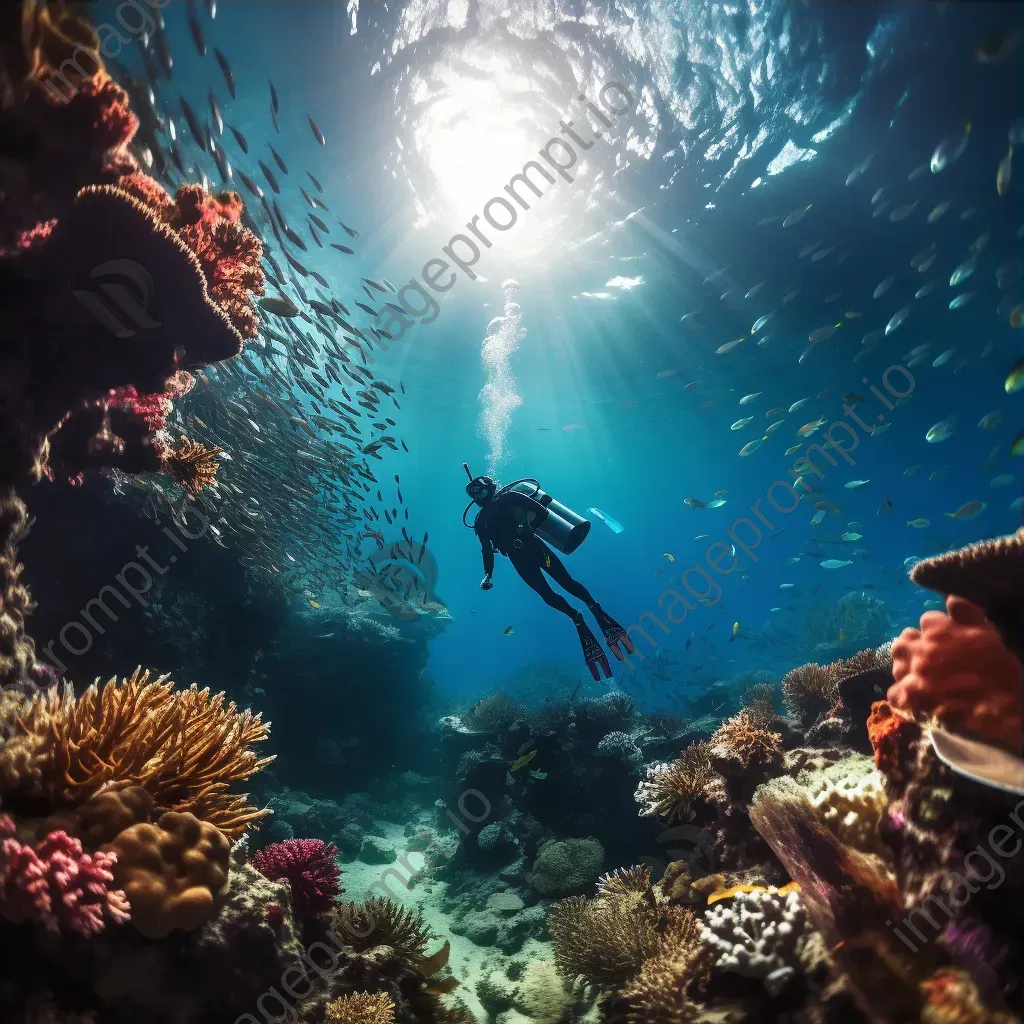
[634,742,714,823]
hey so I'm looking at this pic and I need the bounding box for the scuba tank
[462,465,592,554]
[504,480,591,554]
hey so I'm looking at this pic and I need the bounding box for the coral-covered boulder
[104,811,230,938]
[888,595,1022,752]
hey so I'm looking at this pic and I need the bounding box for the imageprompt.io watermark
[358,540,445,622]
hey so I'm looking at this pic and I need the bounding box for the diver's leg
[509,551,612,681]
[538,542,636,661]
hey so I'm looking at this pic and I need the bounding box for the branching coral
[781,662,839,726]
[0,668,274,838]
[634,741,713,823]
[596,730,644,769]
[324,991,396,1024]
[548,892,661,987]
[888,594,1022,752]
[158,434,222,496]
[0,811,130,935]
[700,887,808,995]
[251,838,342,918]
[709,710,784,777]
[331,896,435,964]
[0,493,38,692]
[599,904,709,1023]
[596,864,652,900]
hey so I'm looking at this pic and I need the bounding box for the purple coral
[251,838,342,917]
[0,813,131,934]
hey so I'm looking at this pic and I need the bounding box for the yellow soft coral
[104,810,230,938]
[0,668,274,838]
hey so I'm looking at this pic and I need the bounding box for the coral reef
[633,741,713,823]
[781,661,839,727]
[0,669,274,838]
[252,838,342,918]
[527,836,604,896]
[909,527,1024,651]
[105,810,230,938]
[324,991,397,1024]
[0,812,129,934]
[700,886,808,996]
[888,594,1022,752]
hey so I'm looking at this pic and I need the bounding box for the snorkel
[462,462,498,525]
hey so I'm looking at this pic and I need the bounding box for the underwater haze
[95,0,1023,702]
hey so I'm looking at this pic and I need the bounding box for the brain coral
[104,810,231,938]
[528,837,604,896]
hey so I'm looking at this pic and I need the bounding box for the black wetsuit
[475,490,595,620]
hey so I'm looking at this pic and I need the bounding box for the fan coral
[528,836,604,896]
[0,669,274,838]
[888,594,1022,752]
[251,838,342,918]
[633,742,713,823]
[324,991,396,1024]
[548,892,661,987]
[0,812,130,935]
[159,435,223,496]
[700,887,808,996]
[909,527,1024,650]
[105,810,230,938]
[596,864,652,900]
[781,662,839,726]
[331,896,434,964]
[709,710,784,776]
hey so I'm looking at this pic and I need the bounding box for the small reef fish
[684,498,706,508]
[946,501,986,520]
[1005,360,1024,393]
[503,626,515,635]
[907,518,931,528]
[926,418,957,443]
[844,479,870,490]
[979,411,1002,429]
[510,749,537,771]
[820,559,852,569]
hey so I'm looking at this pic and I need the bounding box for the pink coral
[888,594,1022,753]
[252,839,342,918]
[0,813,130,935]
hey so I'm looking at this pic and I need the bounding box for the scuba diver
[462,464,635,681]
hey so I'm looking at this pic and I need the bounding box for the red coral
[116,175,264,340]
[867,700,919,780]
[252,839,342,918]
[888,595,1022,753]
[0,813,131,935]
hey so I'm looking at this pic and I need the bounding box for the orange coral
[888,595,1022,753]
[160,435,223,497]
[920,967,1017,1024]
[866,700,919,778]
[709,710,784,773]
[0,668,274,838]
[105,810,231,938]
[115,174,264,340]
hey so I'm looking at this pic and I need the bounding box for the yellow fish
[662,552,676,563]
[732,621,740,637]
[839,627,846,644]
[308,598,320,608]
[510,749,538,771]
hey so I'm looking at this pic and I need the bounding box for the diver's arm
[480,537,495,586]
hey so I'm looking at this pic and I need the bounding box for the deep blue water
[99,0,1022,705]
